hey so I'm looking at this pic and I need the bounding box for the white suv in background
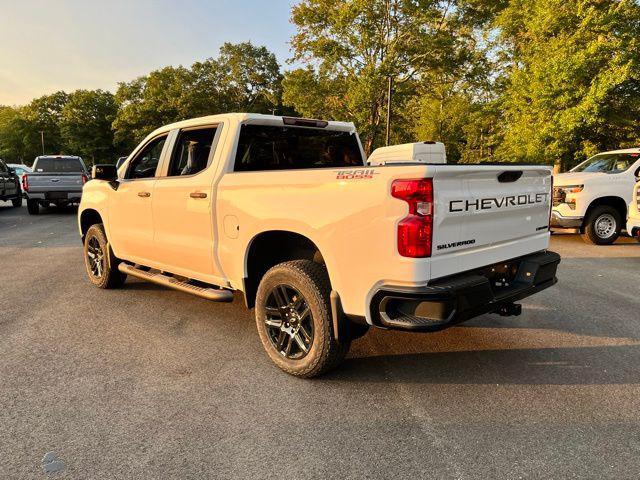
[627,181,640,242]
[551,149,640,244]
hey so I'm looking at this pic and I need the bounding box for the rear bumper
[26,191,83,202]
[550,210,582,228]
[628,218,640,238]
[369,250,560,332]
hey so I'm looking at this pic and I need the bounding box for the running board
[118,263,234,302]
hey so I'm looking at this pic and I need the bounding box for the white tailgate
[430,166,552,280]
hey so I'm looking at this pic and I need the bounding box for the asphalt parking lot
[1,202,639,479]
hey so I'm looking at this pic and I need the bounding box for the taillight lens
[81,173,88,185]
[22,174,29,192]
[391,178,433,257]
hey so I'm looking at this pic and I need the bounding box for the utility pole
[39,131,45,155]
[385,76,393,146]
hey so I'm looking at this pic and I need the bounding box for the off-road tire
[581,205,622,245]
[11,195,22,207]
[255,260,350,378]
[27,199,39,215]
[83,224,127,289]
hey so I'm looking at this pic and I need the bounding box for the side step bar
[118,263,234,302]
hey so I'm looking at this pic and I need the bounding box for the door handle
[190,192,207,199]
[138,191,151,198]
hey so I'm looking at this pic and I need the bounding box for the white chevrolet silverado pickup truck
[551,149,640,244]
[79,113,560,377]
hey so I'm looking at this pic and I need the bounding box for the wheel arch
[79,208,104,241]
[583,196,627,228]
[242,230,328,309]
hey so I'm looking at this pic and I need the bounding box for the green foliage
[285,0,477,153]
[113,42,283,149]
[60,90,119,165]
[495,0,640,168]
[1,9,640,168]
[0,106,32,163]
[0,92,70,164]
[0,43,283,163]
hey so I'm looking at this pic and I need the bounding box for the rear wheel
[11,196,22,207]
[582,206,622,245]
[83,224,127,289]
[27,199,39,215]
[255,260,350,378]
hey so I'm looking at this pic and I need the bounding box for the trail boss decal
[449,192,549,213]
[335,169,379,180]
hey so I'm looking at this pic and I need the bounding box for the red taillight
[81,173,88,185]
[22,174,29,192]
[391,178,433,258]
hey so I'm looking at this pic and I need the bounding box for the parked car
[551,149,640,244]
[23,155,89,215]
[7,163,32,183]
[79,113,560,377]
[627,181,640,242]
[0,159,22,207]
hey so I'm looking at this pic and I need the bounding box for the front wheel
[83,224,127,289]
[255,260,350,378]
[581,206,622,245]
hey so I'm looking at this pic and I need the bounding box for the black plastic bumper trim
[370,250,561,332]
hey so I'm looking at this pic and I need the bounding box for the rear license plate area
[480,260,520,294]
[45,192,68,200]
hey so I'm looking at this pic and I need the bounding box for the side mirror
[116,157,127,169]
[92,164,118,181]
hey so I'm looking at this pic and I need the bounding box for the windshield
[234,125,364,172]
[34,158,84,173]
[571,153,639,173]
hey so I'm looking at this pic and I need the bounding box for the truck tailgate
[431,165,552,280]
[27,173,84,192]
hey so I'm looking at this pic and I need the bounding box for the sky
[0,0,297,105]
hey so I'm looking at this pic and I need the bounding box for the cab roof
[149,113,356,137]
[598,147,640,154]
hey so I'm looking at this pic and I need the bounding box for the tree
[113,66,194,149]
[0,96,70,165]
[216,42,283,112]
[60,90,119,164]
[0,106,32,163]
[23,91,69,157]
[494,0,640,169]
[284,0,479,153]
[113,42,283,149]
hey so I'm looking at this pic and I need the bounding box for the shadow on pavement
[336,342,640,385]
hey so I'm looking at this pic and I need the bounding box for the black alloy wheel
[86,235,105,279]
[264,284,314,359]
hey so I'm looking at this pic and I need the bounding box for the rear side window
[234,125,364,172]
[34,158,83,172]
[167,126,218,177]
[126,135,167,179]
